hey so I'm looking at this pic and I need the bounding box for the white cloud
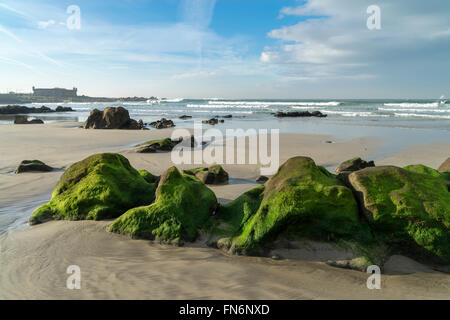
[172,71,217,80]
[262,0,450,80]
[0,56,34,70]
[181,0,216,29]
[38,20,55,29]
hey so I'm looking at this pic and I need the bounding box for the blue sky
[0,0,449,99]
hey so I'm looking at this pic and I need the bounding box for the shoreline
[0,122,449,299]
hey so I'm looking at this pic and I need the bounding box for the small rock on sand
[15,160,53,173]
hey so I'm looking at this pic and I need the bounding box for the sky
[0,0,449,99]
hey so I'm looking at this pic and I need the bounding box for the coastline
[0,122,449,299]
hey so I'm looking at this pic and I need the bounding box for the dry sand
[0,122,449,299]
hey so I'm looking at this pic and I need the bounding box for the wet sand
[1,221,449,300]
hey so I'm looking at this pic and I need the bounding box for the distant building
[32,86,77,98]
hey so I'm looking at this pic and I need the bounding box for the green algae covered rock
[109,166,218,244]
[30,153,156,225]
[184,165,229,185]
[348,165,450,262]
[138,169,159,184]
[216,185,265,237]
[135,138,180,153]
[219,157,369,255]
[404,164,444,178]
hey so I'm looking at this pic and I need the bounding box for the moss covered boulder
[109,166,218,244]
[348,165,450,262]
[216,185,265,237]
[135,138,180,153]
[30,153,156,225]
[184,165,229,185]
[218,157,368,255]
[138,169,159,184]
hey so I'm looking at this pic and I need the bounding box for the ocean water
[2,98,449,126]
[1,98,449,159]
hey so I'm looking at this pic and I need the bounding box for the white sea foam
[182,110,253,114]
[379,107,449,113]
[292,106,321,110]
[394,113,450,119]
[70,107,92,111]
[384,102,439,108]
[187,104,270,109]
[127,108,253,115]
[322,110,375,117]
[209,101,342,107]
[161,98,184,103]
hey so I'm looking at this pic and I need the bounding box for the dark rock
[189,135,196,148]
[179,115,192,120]
[256,176,269,184]
[438,158,450,173]
[102,107,132,128]
[15,160,53,173]
[274,111,327,118]
[55,106,74,112]
[150,118,175,129]
[83,107,145,130]
[0,105,59,115]
[135,145,157,153]
[182,135,207,148]
[311,111,326,117]
[14,116,44,124]
[335,157,375,174]
[135,138,180,153]
[29,119,44,124]
[184,165,229,185]
[202,118,219,125]
[223,115,233,119]
[126,119,146,130]
[336,171,353,185]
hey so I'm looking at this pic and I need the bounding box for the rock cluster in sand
[30,153,450,269]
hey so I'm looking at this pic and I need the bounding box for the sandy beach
[0,122,449,300]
